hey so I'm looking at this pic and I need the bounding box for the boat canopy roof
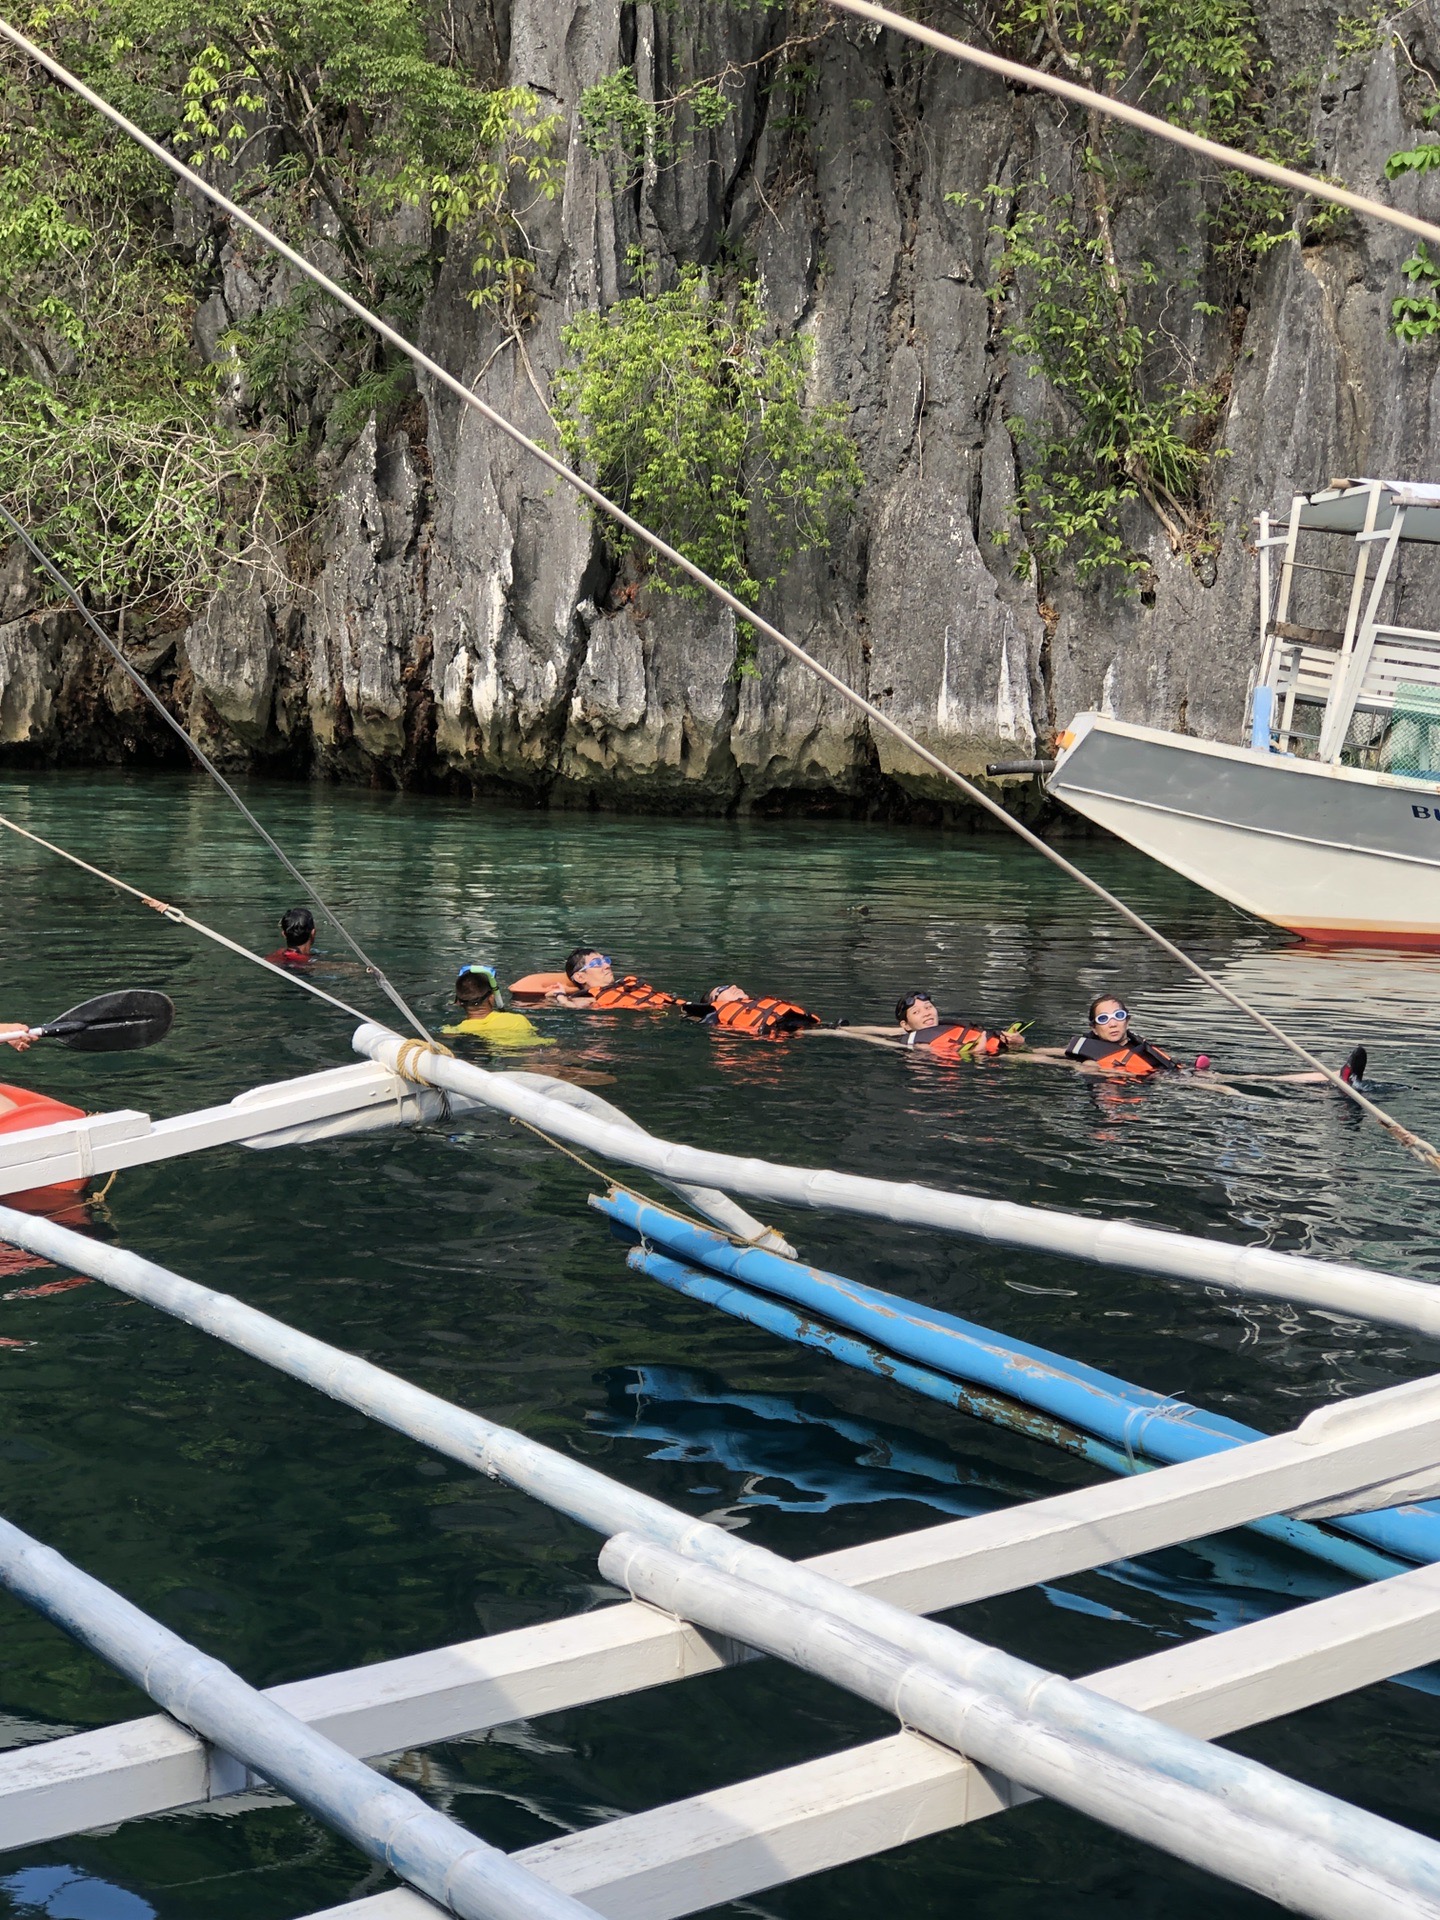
[1297,479,1440,544]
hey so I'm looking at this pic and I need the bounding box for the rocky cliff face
[4,0,1437,814]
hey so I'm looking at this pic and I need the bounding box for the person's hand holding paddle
[8,991,175,1054]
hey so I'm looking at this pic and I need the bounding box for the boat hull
[1048,717,1440,947]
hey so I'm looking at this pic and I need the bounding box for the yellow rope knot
[393,1038,455,1086]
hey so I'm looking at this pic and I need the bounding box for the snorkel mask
[457,963,501,1006]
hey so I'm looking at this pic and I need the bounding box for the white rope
[1,16,1434,1168]
[0,499,433,1042]
[825,0,1440,250]
[0,811,376,1026]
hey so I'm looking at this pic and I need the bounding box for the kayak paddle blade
[37,990,176,1052]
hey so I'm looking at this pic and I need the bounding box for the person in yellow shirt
[443,966,553,1048]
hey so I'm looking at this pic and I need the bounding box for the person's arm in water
[0,1022,33,1052]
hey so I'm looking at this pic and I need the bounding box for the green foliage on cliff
[976,192,1222,583]
[552,262,861,646]
[1385,106,1440,342]
[578,67,733,190]
[973,0,1314,584]
[0,0,559,619]
[0,19,293,617]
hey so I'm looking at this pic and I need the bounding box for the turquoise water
[3,769,1440,1920]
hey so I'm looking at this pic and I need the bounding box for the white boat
[1047,478,1440,948]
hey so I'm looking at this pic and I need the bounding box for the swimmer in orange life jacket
[1055,994,1182,1077]
[987,992,1187,1076]
[265,907,316,969]
[520,948,680,1010]
[681,984,823,1038]
[828,991,1025,1058]
[1024,992,1370,1088]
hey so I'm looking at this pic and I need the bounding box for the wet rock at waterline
[1,2,1433,815]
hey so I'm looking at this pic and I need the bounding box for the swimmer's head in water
[707,984,748,1009]
[895,991,938,1030]
[565,948,614,990]
[456,964,499,1008]
[1089,993,1130,1034]
[280,906,315,948]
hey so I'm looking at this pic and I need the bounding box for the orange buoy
[0,1083,88,1214]
[507,971,572,1001]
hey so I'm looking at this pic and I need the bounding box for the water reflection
[5,770,1440,1917]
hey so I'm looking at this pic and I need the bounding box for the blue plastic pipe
[1251,683,1276,751]
[595,1192,1440,1569]
[627,1244,1408,1586]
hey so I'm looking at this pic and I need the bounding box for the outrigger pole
[5,1196,1440,1916]
[354,1025,1440,1337]
[1,15,1436,1166]
[0,1518,605,1920]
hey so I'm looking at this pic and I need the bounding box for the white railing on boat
[1255,480,1440,764]
[7,1200,1440,1918]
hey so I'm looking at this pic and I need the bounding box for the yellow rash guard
[442,1009,553,1048]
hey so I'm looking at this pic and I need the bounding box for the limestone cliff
[3,0,1438,815]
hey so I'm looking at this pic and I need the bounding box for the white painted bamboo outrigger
[9,1203,1440,1917]
[0,1057,784,1249]
[352,1027,1440,1336]
[6,1022,1440,1331]
[0,1522,604,1920]
[7,1028,1439,1334]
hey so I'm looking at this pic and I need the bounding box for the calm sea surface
[2,769,1440,1920]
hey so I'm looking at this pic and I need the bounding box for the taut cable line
[824,0,1440,250]
[0,498,433,1043]
[0,811,377,1026]
[1,17,1436,1169]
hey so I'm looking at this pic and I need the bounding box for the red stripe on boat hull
[1285,924,1440,950]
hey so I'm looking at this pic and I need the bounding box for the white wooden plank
[0,1065,415,1199]
[1096,1560,1440,1737]
[805,1376,1440,1618]
[297,1736,1004,1920]
[0,1606,730,1852]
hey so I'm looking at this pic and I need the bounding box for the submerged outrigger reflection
[595,1363,1440,1696]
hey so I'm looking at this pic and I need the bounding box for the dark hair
[456,965,498,1006]
[564,946,602,983]
[1089,992,1127,1026]
[707,984,742,1005]
[895,990,934,1022]
[280,907,315,946]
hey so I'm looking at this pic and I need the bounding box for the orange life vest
[908,1024,1003,1062]
[508,971,572,1001]
[587,976,679,1010]
[712,995,821,1038]
[1065,1033,1175,1077]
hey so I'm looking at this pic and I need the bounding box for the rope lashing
[393,1038,456,1087]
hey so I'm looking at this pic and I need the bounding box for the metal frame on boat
[1048,479,1440,947]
